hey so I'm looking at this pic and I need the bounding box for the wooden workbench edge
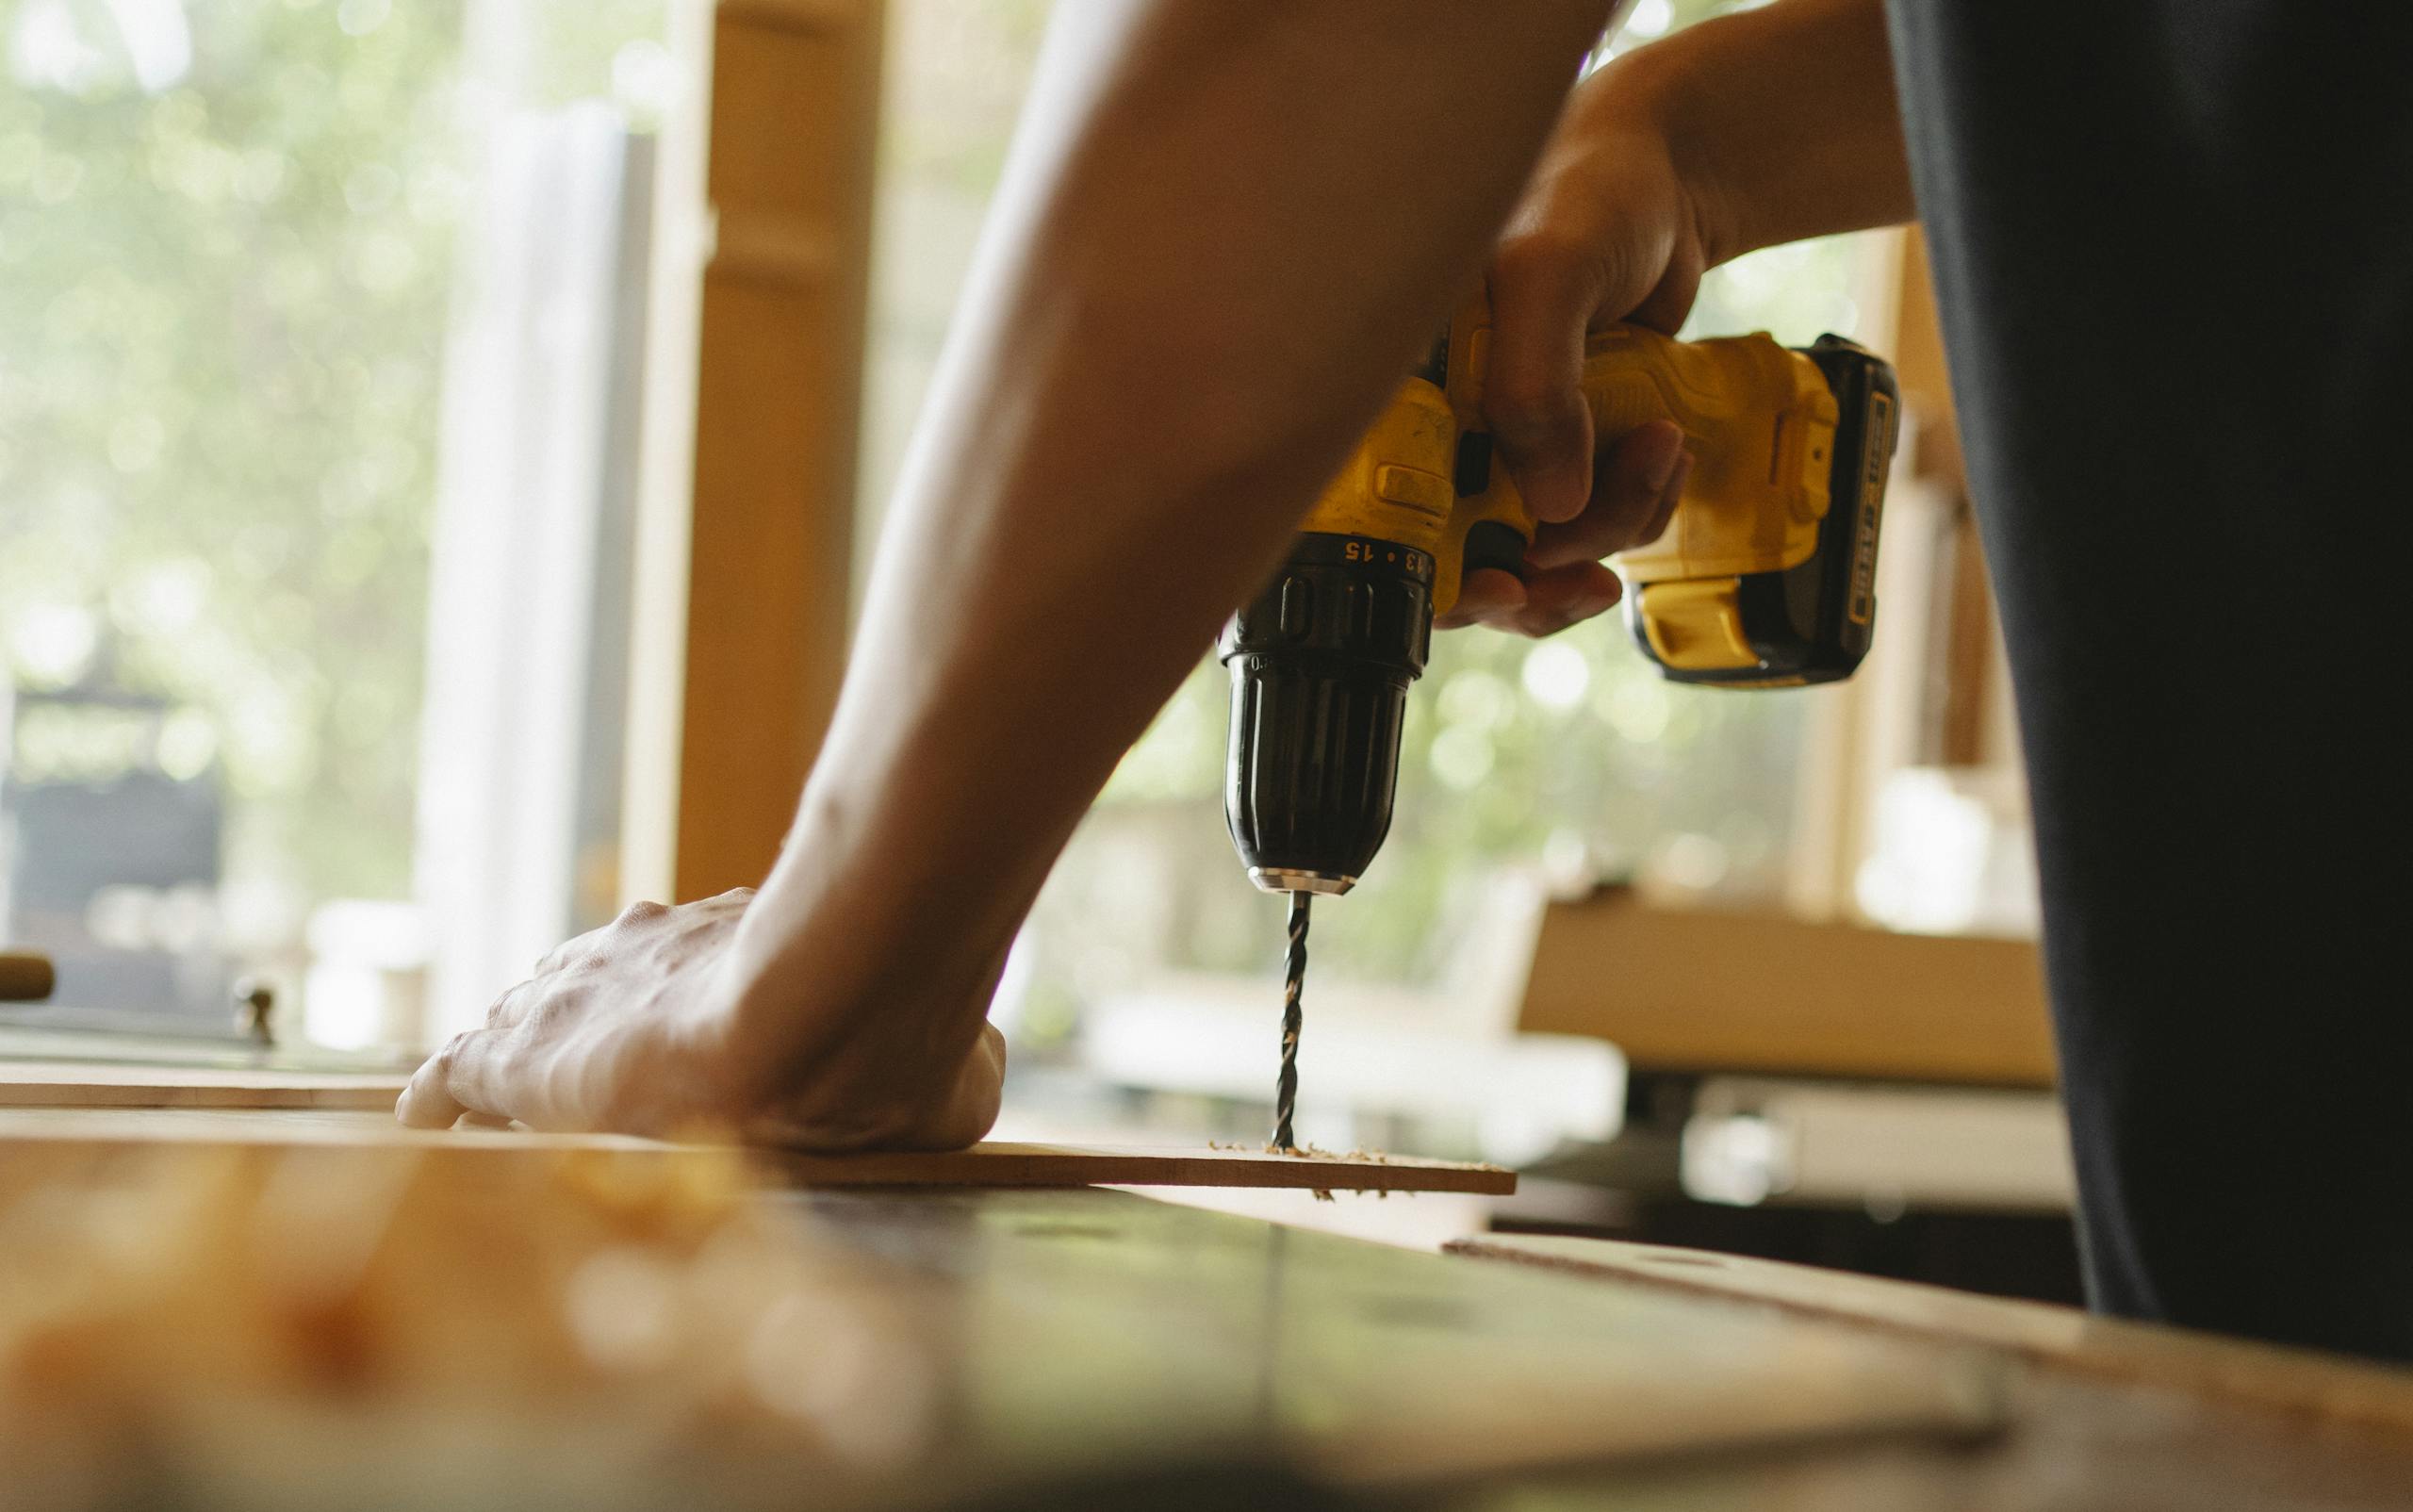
[1447,1235,2413,1433]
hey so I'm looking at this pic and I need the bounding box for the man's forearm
[724,3,1619,1081]
[1617,0,1910,265]
[398,0,1926,1146]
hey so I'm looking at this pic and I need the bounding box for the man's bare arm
[402,1,1622,1142]
[731,0,1629,1126]
[1468,0,1912,607]
[1650,0,1910,266]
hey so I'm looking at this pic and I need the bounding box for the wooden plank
[760,1141,1516,1194]
[1785,227,2030,925]
[1519,889,2056,1086]
[1449,1233,2413,1434]
[0,1108,1511,1192]
[616,0,712,909]
[0,1062,408,1110]
[657,1,883,903]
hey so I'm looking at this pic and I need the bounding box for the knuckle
[617,899,668,927]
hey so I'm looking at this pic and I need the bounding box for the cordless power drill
[1221,288,1898,1147]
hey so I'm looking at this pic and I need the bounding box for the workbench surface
[4,1109,2410,1510]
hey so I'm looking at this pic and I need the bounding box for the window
[1,0,679,1050]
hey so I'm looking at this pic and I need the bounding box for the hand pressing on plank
[396,888,1007,1150]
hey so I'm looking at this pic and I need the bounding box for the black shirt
[1886,1,2413,1359]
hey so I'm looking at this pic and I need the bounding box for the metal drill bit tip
[1272,890,1311,1152]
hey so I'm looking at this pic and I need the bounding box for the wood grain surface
[8,1120,2413,1508]
[0,1158,1999,1510]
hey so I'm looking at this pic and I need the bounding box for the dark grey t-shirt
[1886,1,2413,1358]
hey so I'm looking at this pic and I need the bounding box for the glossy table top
[2,1110,2408,1511]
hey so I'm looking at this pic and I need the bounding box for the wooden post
[624,0,885,904]
[1784,227,2030,928]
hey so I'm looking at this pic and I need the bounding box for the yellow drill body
[1221,288,1897,897]
[1223,290,1898,1148]
[1302,290,1867,668]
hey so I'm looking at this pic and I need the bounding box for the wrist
[713,773,1020,1112]
[1592,0,1912,268]
[1591,40,1749,271]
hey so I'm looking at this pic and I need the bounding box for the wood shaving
[1261,1142,1505,1175]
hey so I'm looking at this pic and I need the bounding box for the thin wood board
[763,1141,1516,1194]
[0,1061,409,1110]
[0,1107,1513,1193]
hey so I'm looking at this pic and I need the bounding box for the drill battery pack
[1624,334,1899,688]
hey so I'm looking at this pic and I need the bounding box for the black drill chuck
[1220,533,1436,896]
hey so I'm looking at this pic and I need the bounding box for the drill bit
[1272,891,1311,1151]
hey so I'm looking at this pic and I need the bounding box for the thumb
[1482,231,1601,526]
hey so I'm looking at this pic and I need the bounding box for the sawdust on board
[1195,1140,1506,1201]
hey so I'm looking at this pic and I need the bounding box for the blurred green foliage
[0,0,660,929]
[0,0,466,907]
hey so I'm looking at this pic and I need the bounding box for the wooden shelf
[1519,891,2055,1087]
